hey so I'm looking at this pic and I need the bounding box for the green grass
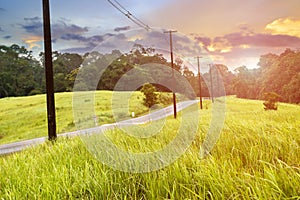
[0,91,149,144]
[0,96,300,199]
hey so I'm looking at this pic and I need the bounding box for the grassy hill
[0,96,299,199]
[0,91,149,144]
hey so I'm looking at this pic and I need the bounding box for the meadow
[0,91,149,144]
[0,94,299,199]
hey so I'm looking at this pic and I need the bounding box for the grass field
[0,91,149,144]
[0,95,299,199]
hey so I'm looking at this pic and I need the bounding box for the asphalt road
[0,100,198,155]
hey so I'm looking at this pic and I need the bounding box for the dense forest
[0,44,299,104]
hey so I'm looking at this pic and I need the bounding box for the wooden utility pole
[196,56,203,109]
[216,68,220,97]
[209,64,214,103]
[164,30,177,119]
[42,0,57,140]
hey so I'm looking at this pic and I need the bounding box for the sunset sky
[1,0,300,70]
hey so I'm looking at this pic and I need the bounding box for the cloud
[265,18,300,37]
[0,27,3,32]
[222,32,300,48]
[22,35,43,49]
[24,17,40,21]
[114,26,131,32]
[58,33,117,54]
[60,33,114,48]
[22,17,43,35]
[51,22,88,38]
[193,36,211,47]
[192,27,300,69]
[194,29,300,55]
[208,37,233,53]
[20,17,90,49]
[3,35,11,39]
[60,33,88,42]
[60,46,95,54]
[0,8,5,12]
[21,17,89,39]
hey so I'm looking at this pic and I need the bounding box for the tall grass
[0,91,148,144]
[0,96,299,199]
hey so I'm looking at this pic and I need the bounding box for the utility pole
[164,30,177,119]
[42,0,57,140]
[195,56,203,109]
[209,64,214,103]
[216,68,220,97]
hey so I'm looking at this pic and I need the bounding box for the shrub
[263,92,280,110]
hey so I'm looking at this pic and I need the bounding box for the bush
[263,92,280,110]
[158,93,173,105]
[28,89,43,96]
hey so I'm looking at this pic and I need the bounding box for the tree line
[0,44,299,104]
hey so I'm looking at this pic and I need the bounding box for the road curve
[0,100,198,155]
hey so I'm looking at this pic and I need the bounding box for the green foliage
[232,66,259,99]
[0,97,299,199]
[258,49,300,103]
[140,83,158,108]
[0,44,44,97]
[1,44,299,106]
[263,92,280,110]
[158,92,173,105]
[282,72,300,104]
[52,52,83,92]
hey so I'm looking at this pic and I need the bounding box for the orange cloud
[265,18,300,37]
[207,38,232,53]
[22,36,43,49]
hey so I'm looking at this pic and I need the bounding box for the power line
[107,0,150,31]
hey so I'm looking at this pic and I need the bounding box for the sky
[1,0,300,70]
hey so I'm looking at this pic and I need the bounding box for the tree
[0,44,44,97]
[52,52,83,92]
[232,66,259,99]
[140,83,158,108]
[282,72,300,104]
[257,49,300,103]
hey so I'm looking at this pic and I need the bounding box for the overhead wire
[107,0,190,68]
[107,0,175,49]
[107,0,151,31]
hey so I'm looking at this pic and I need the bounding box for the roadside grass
[0,91,148,144]
[0,96,299,199]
